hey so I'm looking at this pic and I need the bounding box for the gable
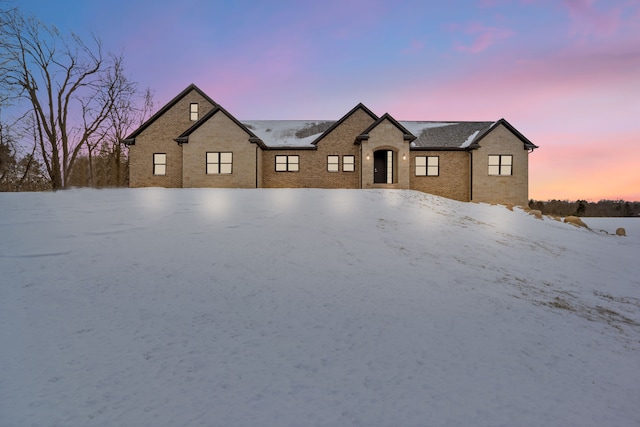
[355,113,416,144]
[122,84,217,144]
[175,106,266,149]
[468,119,538,151]
[312,103,378,146]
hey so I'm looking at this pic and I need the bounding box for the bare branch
[0,8,145,189]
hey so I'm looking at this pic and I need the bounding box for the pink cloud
[563,0,622,39]
[454,23,514,53]
[395,41,639,121]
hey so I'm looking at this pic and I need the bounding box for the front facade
[124,84,538,205]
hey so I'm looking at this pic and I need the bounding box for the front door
[374,150,394,184]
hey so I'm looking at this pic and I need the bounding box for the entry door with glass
[373,150,393,184]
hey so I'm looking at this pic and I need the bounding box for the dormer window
[190,103,198,121]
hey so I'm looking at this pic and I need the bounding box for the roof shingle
[402,121,494,149]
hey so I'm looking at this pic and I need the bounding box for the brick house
[124,84,538,205]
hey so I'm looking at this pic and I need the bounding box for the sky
[12,0,640,201]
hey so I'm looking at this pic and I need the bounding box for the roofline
[122,84,217,142]
[468,118,538,150]
[174,105,267,149]
[311,103,378,146]
[355,113,417,144]
[410,146,468,152]
[263,145,317,151]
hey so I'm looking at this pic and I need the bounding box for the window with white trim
[343,155,355,172]
[153,153,166,175]
[488,155,512,176]
[327,155,339,172]
[415,156,439,176]
[190,103,198,121]
[206,152,232,174]
[275,155,299,172]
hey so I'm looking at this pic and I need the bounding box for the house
[124,84,538,205]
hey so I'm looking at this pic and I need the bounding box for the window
[327,155,339,172]
[190,103,198,121]
[415,156,439,176]
[275,155,299,172]
[343,155,355,172]
[488,155,512,176]
[207,152,232,174]
[153,153,166,175]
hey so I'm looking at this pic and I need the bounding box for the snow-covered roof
[242,119,494,149]
[243,120,335,148]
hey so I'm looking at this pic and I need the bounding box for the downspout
[469,151,473,202]
[359,144,362,189]
[255,145,259,188]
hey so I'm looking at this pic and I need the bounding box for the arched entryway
[373,149,394,184]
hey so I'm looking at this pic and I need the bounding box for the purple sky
[17,0,640,201]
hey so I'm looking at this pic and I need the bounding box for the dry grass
[564,216,589,228]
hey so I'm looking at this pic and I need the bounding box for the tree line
[0,4,152,191]
[529,199,640,217]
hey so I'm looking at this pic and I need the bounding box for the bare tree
[88,72,154,187]
[0,109,48,191]
[0,115,16,187]
[0,8,138,189]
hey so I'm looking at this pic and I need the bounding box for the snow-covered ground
[1,188,638,427]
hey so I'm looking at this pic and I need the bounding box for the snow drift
[1,188,638,426]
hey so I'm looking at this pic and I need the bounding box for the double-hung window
[328,155,355,172]
[488,155,512,176]
[415,156,439,176]
[327,155,339,172]
[343,155,355,172]
[153,153,166,175]
[190,103,199,121]
[275,155,299,172]
[207,152,232,174]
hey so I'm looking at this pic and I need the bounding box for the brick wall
[182,111,259,188]
[261,149,314,188]
[471,124,530,205]
[409,151,470,201]
[261,107,375,188]
[128,90,216,188]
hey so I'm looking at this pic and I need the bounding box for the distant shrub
[529,199,640,217]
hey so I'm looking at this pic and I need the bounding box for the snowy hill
[1,188,639,426]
